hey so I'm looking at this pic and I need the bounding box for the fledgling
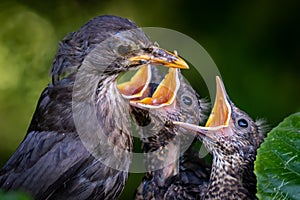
[174,76,267,199]
[119,67,210,199]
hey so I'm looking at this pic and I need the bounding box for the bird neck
[72,71,133,171]
[136,114,179,186]
[204,153,252,199]
[152,139,180,186]
[96,74,133,152]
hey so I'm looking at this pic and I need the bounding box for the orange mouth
[118,48,187,109]
[205,76,231,128]
[118,66,181,109]
[173,76,232,137]
[130,68,180,108]
[117,65,151,99]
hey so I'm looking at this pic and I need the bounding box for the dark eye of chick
[182,95,193,106]
[117,44,132,55]
[237,118,248,128]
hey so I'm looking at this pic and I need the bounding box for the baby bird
[174,76,266,199]
[119,67,210,199]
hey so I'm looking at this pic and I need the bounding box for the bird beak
[173,76,233,138]
[130,68,180,108]
[205,76,231,128]
[128,46,189,69]
[117,65,151,99]
[118,46,187,108]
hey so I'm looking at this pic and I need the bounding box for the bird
[174,76,267,199]
[0,15,188,200]
[118,67,211,199]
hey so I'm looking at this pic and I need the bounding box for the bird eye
[182,95,193,106]
[237,118,249,128]
[117,44,132,55]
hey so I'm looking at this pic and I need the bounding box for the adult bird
[0,15,188,200]
[174,76,266,199]
[118,67,211,199]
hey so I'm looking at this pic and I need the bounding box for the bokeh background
[0,0,299,199]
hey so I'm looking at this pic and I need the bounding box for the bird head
[118,65,205,174]
[174,76,265,163]
[118,65,204,124]
[51,15,188,84]
[95,33,189,77]
[64,15,190,162]
[118,65,206,156]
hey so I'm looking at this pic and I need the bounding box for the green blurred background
[0,0,299,199]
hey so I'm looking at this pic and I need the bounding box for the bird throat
[96,75,133,152]
[204,154,251,199]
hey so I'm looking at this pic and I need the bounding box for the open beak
[173,76,232,138]
[205,76,231,128]
[130,68,180,108]
[117,65,151,99]
[128,46,189,70]
[118,46,187,108]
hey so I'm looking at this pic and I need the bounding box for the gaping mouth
[118,48,186,109]
[117,65,152,99]
[172,76,232,138]
[118,66,181,109]
[205,76,231,128]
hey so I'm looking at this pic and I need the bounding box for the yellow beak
[173,76,232,135]
[128,46,189,70]
[130,68,180,108]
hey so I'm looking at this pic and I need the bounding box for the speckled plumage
[201,104,266,200]
[132,70,210,200]
[175,77,267,200]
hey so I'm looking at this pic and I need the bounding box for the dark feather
[0,15,146,200]
[132,70,210,200]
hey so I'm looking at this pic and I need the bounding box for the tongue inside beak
[130,68,180,108]
[117,65,151,99]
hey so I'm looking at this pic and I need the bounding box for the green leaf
[255,112,300,200]
[0,190,32,200]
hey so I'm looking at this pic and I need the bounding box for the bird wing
[0,83,128,200]
[0,129,91,198]
[0,130,127,200]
